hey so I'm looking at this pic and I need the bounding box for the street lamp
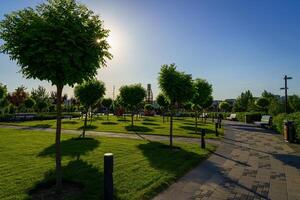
[280,75,292,113]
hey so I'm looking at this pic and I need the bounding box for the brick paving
[154,121,300,200]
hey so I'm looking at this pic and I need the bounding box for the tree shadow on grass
[28,159,115,200]
[101,122,118,125]
[77,125,98,131]
[125,125,153,133]
[179,125,216,135]
[117,118,130,122]
[29,137,114,199]
[62,121,79,125]
[142,118,156,122]
[31,124,52,128]
[137,141,201,174]
[38,137,100,158]
[141,122,160,126]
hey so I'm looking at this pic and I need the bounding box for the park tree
[158,64,194,149]
[233,90,254,112]
[8,86,28,109]
[156,93,169,123]
[0,0,112,192]
[219,101,231,112]
[74,80,106,138]
[191,78,212,130]
[255,97,270,112]
[0,83,8,114]
[24,98,36,112]
[119,84,146,126]
[288,95,300,112]
[101,98,113,120]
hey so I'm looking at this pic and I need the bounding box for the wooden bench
[226,113,237,121]
[254,115,272,127]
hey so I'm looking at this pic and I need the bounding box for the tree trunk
[55,84,63,193]
[195,111,198,134]
[107,109,109,120]
[131,112,134,127]
[169,110,173,149]
[83,110,88,138]
[162,112,165,123]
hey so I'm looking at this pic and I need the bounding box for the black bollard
[215,122,219,136]
[201,129,206,149]
[104,153,114,200]
[218,118,222,128]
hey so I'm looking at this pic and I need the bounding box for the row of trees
[218,90,300,115]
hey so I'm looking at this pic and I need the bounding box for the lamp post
[280,75,292,113]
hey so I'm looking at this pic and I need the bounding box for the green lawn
[0,115,223,139]
[0,128,215,200]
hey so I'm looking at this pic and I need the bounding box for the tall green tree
[31,85,50,111]
[233,90,254,112]
[24,98,36,112]
[219,101,231,112]
[288,95,300,112]
[255,97,270,112]
[101,98,113,120]
[0,0,112,192]
[191,78,212,131]
[74,80,106,137]
[158,64,194,149]
[0,83,8,115]
[119,84,146,126]
[156,93,169,123]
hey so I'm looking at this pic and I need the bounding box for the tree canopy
[219,101,231,112]
[158,64,194,106]
[0,0,112,87]
[233,90,254,112]
[119,84,146,126]
[156,93,169,109]
[74,79,106,109]
[192,78,213,108]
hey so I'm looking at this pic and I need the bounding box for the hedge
[273,112,300,143]
[236,112,263,123]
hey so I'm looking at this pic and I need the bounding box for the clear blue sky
[0,0,299,100]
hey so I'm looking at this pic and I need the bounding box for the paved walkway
[154,121,300,200]
[0,125,220,145]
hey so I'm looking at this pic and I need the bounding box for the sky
[0,0,300,100]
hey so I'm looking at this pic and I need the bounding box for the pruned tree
[24,98,36,112]
[0,0,112,192]
[255,97,270,113]
[158,64,194,149]
[8,86,28,110]
[101,98,113,120]
[74,80,106,137]
[119,84,146,126]
[219,101,231,112]
[156,93,169,123]
[192,78,212,129]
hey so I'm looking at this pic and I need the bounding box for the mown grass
[0,128,215,200]
[0,115,223,139]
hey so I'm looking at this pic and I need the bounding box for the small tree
[0,0,112,192]
[255,97,269,113]
[0,83,8,115]
[8,86,28,110]
[192,78,212,129]
[156,93,169,123]
[101,98,113,120]
[233,90,254,112]
[24,98,36,112]
[158,64,194,149]
[219,101,231,112]
[75,80,106,137]
[288,95,300,112]
[191,104,201,134]
[119,84,146,126]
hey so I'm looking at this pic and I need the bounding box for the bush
[236,112,263,123]
[273,112,300,143]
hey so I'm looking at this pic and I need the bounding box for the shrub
[236,112,263,123]
[273,112,300,143]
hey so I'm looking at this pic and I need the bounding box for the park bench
[226,113,237,121]
[254,115,272,127]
